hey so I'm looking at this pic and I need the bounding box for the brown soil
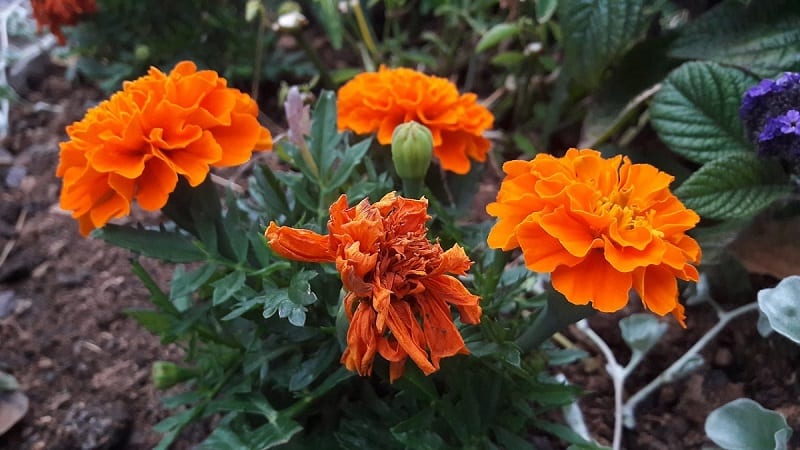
[1,63,798,450]
[0,64,190,449]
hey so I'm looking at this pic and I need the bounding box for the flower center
[596,188,664,238]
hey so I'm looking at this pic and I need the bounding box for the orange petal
[135,157,178,211]
[516,219,583,272]
[417,292,467,368]
[538,208,601,258]
[551,251,632,312]
[341,302,379,376]
[265,222,333,263]
[632,265,679,316]
[384,301,436,377]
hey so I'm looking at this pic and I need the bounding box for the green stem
[401,177,425,199]
[517,285,595,352]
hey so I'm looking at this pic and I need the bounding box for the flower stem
[517,286,595,353]
[351,0,379,63]
[400,177,425,199]
[621,301,759,428]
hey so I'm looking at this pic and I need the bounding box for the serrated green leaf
[94,225,206,263]
[670,0,800,77]
[212,271,247,306]
[288,271,318,306]
[705,398,792,450]
[757,276,800,345]
[560,0,653,88]
[310,91,342,180]
[650,61,757,164]
[130,259,176,314]
[476,23,520,53]
[325,138,371,193]
[249,416,303,449]
[171,264,217,311]
[263,289,289,318]
[675,153,790,220]
[288,340,338,391]
[200,426,248,450]
[125,309,175,335]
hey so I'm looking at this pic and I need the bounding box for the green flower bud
[152,361,196,390]
[391,121,433,180]
[134,45,150,62]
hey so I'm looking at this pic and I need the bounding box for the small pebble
[714,347,734,367]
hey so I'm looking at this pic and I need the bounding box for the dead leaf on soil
[0,391,29,436]
[729,215,800,279]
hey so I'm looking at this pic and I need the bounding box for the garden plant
[2,0,800,448]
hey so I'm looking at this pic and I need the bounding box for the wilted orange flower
[266,192,481,381]
[56,61,273,236]
[337,66,494,175]
[30,0,97,45]
[486,148,701,326]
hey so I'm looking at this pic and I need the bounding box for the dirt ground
[1,64,799,450]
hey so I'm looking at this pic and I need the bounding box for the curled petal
[265,222,333,263]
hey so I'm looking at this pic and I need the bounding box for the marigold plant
[56,60,273,236]
[266,192,482,381]
[336,66,493,174]
[486,148,701,325]
[30,0,97,45]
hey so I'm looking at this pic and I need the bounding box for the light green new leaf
[705,398,792,450]
[650,61,757,164]
[476,23,520,53]
[757,276,800,345]
[560,0,652,88]
[675,153,790,220]
[670,0,800,77]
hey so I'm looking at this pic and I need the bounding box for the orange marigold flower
[56,61,273,236]
[30,0,97,45]
[266,192,481,381]
[486,148,701,326]
[336,66,494,175]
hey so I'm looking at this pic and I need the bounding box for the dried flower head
[741,72,800,162]
[30,0,97,45]
[336,66,493,174]
[56,61,273,235]
[486,149,701,326]
[266,192,481,381]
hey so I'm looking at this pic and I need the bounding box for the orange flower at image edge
[266,192,482,381]
[337,66,494,175]
[487,148,701,326]
[30,0,97,45]
[56,61,273,236]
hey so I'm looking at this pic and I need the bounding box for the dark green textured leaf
[651,62,757,164]
[560,0,652,88]
[670,0,800,77]
[675,153,791,220]
[94,225,206,263]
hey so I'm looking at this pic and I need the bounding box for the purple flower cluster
[740,72,800,161]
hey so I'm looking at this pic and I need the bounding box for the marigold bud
[152,361,196,390]
[391,121,434,180]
